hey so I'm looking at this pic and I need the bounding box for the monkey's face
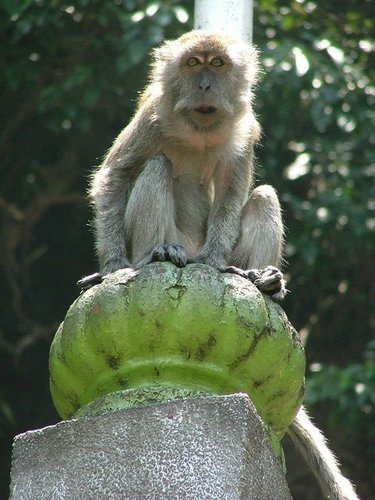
[152,31,259,133]
[175,53,236,129]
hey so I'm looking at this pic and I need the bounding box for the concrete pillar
[194,0,254,43]
[10,394,291,499]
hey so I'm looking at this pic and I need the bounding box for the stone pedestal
[10,394,291,499]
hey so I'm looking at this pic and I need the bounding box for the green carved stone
[49,262,305,439]
[74,387,210,417]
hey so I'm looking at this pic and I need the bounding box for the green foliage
[253,1,374,372]
[306,340,375,438]
[0,0,191,136]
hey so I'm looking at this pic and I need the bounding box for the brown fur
[90,31,283,282]
[81,31,359,498]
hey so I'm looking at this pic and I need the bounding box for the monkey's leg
[228,185,286,301]
[124,154,187,268]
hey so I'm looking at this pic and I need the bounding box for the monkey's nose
[199,81,211,91]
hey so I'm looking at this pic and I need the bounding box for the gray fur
[90,31,264,275]
[87,30,358,499]
[289,407,359,499]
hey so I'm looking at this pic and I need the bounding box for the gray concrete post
[194,0,254,43]
[10,394,291,499]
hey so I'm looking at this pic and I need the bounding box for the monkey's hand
[151,244,188,267]
[226,265,287,302]
[77,272,104,291]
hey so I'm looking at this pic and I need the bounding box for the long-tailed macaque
[78,31,358,499]
[79,30,285,300]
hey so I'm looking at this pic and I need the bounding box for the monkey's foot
[77,272,104,291]
[151,244,187,267]
[226,265,287,302]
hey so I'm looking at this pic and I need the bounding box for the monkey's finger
[169,245,188,267]
[254,266,284,288]
[225,266,261,281]
[262,266,284,280]
[254,275,287,301]
[225,266,245,278]
[152,245,168,262]
[77,272,104,290]
[254,275,282,289]
[152,244,187,267]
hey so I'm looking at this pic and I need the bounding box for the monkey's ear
[150,40,183,83]
[228,43,260,86]
[152,40,180,63]
[244,45,261,85]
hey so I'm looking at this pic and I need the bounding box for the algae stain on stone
[194,333,217,361]
[105,353,121,370]
[167,284,186,305]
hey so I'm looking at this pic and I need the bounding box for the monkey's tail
[287,406,359,500]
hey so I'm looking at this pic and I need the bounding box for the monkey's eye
[210,57,225,67]
[186,57,200,67]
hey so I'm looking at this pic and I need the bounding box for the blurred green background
[1,1,374,498]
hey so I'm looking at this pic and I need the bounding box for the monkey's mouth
[194,105,217,115]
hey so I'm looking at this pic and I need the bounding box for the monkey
[78,31,359,499]
[78,29,285,300]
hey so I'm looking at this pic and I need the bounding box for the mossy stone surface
[49,262,305,438]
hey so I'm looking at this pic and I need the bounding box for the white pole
[194,0,253,43]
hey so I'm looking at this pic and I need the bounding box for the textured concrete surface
[10,394,291,499]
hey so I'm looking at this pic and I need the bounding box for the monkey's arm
[196,155,251,270]
[78,102,160,289]
[288,407,359,500]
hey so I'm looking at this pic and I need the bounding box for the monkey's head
[151,30,259,132]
